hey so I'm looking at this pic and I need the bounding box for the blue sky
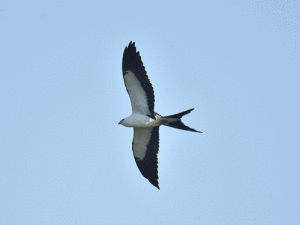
[1,0,299,224]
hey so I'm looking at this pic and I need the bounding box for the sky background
[1,0,299,224]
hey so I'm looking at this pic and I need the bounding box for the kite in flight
[119,41,202,189]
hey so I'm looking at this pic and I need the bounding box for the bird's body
[120,113,162,128]
[119,42,202,189]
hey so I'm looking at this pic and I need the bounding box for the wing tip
[153,183,160,189]
[125,41,136,51]
[148,178,160,189]
[129,40,135,46]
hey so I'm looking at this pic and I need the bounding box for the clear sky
[1,0,299,224]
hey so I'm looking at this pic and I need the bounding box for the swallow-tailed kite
[119,41,202,189]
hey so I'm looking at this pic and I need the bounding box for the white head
[118,119,125,125]
[118,117,133,127]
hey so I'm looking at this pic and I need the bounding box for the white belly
[122,113,161,128]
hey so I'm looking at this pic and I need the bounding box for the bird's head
[118,119,125,125]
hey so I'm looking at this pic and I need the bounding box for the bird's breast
[123,113,161,128]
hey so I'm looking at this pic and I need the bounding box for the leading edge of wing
[122,41,155,119]
[132,126,160,189]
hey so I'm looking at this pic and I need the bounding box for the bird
[119,41,202,189]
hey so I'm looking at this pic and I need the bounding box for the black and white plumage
[119,41,202,189]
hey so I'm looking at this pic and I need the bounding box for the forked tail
[161,108,202,133]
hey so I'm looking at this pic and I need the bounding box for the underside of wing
[122,42,155,119]
[132,126,160,189]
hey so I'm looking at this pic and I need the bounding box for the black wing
[132,126,160,189]
[122,41,155,119]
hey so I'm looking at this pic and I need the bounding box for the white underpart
[124,71,151,115]
[122,113,161,128]
[132,128,152,160]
